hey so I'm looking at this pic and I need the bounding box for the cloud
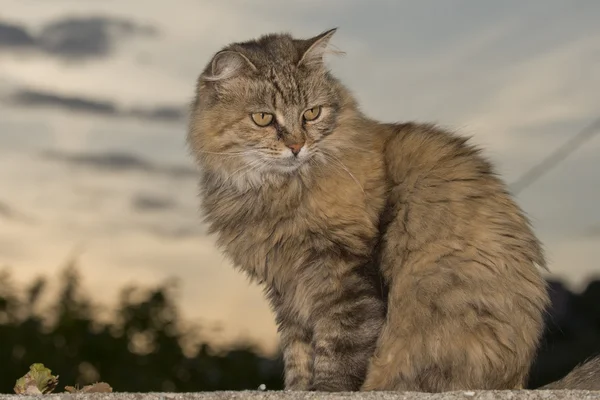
[0,200,15,219]
[131,193,177,212]
[11,89,118,115]
[128,106,186,122]
[0,15,157,60]
[38,16,157,60]
[0,21,36,48]
[145,225,207,240]
[7,88,185,122]
[0,199,32,222]
[40,149,197,179]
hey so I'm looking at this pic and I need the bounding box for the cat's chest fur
[201,161,386,312]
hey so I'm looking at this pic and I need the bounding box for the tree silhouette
[1,262,600,392]
[0,261,283,393]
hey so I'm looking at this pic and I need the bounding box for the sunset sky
[1,0,599,354]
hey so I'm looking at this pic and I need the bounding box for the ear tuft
[203,50,256,82]
[297,28,343,67]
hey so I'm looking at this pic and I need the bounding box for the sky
[1,0,599,354]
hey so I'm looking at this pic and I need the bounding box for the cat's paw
[311,379,358,392]
[284,380,312,391]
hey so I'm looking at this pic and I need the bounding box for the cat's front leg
[279,320,314,390]
[269,288,314,391]
[310,281,385,391]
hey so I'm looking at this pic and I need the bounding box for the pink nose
[287,143,303,156]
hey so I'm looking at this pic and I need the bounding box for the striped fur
[187,30,596,391]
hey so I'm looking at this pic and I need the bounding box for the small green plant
[14,364,59,394]
[14,363,112,394]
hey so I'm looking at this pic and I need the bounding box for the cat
[187,28,600,391]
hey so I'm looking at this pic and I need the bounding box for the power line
[509,116,600,195]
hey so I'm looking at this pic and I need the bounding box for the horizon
[1,0,599,352]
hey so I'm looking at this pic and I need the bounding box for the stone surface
[3,391,600,400]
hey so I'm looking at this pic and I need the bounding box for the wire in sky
[509,116,600,195]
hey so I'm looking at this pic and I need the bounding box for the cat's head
[188,29,357,187]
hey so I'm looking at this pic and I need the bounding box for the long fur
[186,30,599,391]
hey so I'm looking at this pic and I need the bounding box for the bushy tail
[538,355,600,390]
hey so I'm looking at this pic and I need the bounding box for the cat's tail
[537,355,600,390]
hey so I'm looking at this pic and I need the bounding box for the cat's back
[363,121,551,391]
[378,121,546,274]
[382,122,494,191]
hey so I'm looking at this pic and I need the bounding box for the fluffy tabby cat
[187,29,600,391]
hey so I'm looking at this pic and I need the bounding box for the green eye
[303,106,321,121]
[251,112,274,127]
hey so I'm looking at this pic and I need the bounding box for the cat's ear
[297,28,341,67]
[203,50,257,82]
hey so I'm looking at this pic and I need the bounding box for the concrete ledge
[3,391,600,400]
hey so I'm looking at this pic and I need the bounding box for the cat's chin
[272,164,304,174]
[267,157,310,175]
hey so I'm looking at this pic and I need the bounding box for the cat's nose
[287,142,304,156]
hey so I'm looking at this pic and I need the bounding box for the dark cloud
[41,150,197,179]
[129,106,186,123]
[0,15,157,60]
[38,16,157,60]
[8,89,185,123]
[129,195,207,238]
[0,21,36,48]
[131,193,178,212]
[42,150,148,171]
[12,90,118,115]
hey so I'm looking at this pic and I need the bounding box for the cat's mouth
[276,158,306,172]
[268,153,311,174]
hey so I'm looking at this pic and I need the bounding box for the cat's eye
[303,106,322,122]
[251,112,274,127]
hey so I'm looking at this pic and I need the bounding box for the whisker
[224,159,263,187]
[244,163,265,189]
[197,150,262,157]
[320,151,365,194]
[308,156,326,178]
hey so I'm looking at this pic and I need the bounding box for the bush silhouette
[1,262,599,392]
[0,261,283,392]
